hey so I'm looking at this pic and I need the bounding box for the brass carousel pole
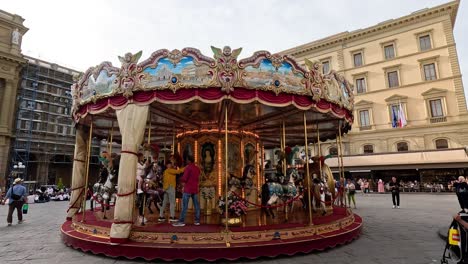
[109,121,114,155]
[338,121,347,212]
[81,117,93,222]
[303,112,313,226]
[282,120,286,176]
[224,102,229,233]
[336,127,345,209]
[338,121,345,181]
[172,124,176,155]
[317,123,322,179]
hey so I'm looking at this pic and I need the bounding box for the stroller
[442,184,468,263]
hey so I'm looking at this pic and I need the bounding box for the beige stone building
[0,10,27,189]
[282,0,468,187]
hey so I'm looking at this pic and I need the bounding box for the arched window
[363,144,374,154]
[329,147,338,156]
[396,142,408,152]
[435,139,448,149]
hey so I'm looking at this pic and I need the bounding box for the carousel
[61,46,362,261]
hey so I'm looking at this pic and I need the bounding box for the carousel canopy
[71,46,354,147]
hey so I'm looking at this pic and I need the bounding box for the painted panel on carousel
[242,57,306,95]
[140,56,212,89]
[322,71,353,109]
[80,70,118,102]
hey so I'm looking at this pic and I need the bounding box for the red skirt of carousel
[61,206,362,261]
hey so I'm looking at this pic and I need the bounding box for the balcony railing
[430,116,447,123]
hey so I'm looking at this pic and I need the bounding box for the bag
[22,204,28,214]
[349,190,356,195]
[11,193,22,201]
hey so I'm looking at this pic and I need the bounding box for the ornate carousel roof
[71,46,354,147]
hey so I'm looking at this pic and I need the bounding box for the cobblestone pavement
[0,193,459,264]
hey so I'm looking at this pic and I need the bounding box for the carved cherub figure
[211,46,242,93]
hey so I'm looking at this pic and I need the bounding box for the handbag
[22,203,29,214]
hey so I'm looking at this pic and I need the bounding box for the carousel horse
[91,167,117,219]
[241,165,257,205]
[144,163,164,214]
[266,168,300,220]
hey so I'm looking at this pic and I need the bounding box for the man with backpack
[3,178,27,226]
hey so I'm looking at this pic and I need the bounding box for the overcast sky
[3,0,467,97]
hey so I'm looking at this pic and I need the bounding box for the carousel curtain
[110,104,149,243]
[66,126,87,220]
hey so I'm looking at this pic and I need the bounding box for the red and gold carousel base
[61,207,362,261]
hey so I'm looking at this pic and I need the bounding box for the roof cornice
[282,0,459,57]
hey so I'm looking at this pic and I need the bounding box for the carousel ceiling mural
[71,46,355,147]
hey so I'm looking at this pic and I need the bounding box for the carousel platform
[61,207,362,261]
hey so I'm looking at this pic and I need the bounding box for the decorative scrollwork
[116,51,143,98]
[211,45,242,93]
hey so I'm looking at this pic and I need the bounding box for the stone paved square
[0,193,460,263]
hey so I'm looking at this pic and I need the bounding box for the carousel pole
[338,121,345,181]
[282,120,286,176]
[81,117,93,222]
[335,132,340,200]
[109,121,114,155]
[317,123,322,179]
[141,112,151,226]
[172,124,176,155]
[338,121,347,212]
[303,112,313,226]
[224,102,229,233]
[103,122,115,219]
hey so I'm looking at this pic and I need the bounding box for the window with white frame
[384,44,395,59]
[356,78,366,94]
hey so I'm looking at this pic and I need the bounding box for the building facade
[10,56,80,187]
[282,1,468,186]
[0,10,28,189]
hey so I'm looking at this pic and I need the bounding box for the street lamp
[10,161,26,187]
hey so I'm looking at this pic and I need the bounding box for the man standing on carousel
[173,155,201,226]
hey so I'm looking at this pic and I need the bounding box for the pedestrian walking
[345,178,357,209]
[378,179,385,193]
[389,176,401,208]
[173,155,201,226]
[2,178,27,226]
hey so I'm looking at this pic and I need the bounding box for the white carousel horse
[266,168,300,219]
[144,164,164,214]
[91,168,117,219]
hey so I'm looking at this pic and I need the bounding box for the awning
[325,148,468,171]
